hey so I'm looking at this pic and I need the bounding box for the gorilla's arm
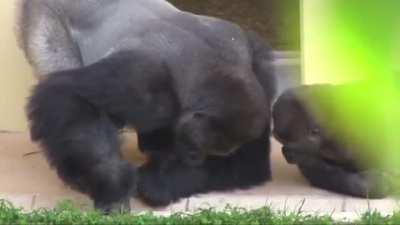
[204,133,272,191]
[17,0,83,75]
[28,82,136,213]
[273,85,390,199]
[294,154,389,198]
[137,128,272,207]
[27,51,177,212]
[138,151,208,207]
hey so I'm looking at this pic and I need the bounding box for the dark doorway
[167,0,300,50]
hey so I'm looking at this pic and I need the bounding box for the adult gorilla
[18,0,276,211]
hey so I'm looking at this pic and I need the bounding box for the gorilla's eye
[310,128,320,135]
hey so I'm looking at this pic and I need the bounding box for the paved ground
[0,132,398,220]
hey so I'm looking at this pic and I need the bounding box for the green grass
[0,199,398,225]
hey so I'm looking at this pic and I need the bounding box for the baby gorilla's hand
[358,170,393,198]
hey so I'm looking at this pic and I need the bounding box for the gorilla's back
[56,0,250,69]
[60,0,180,65]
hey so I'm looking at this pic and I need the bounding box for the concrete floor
[0,132,398,220]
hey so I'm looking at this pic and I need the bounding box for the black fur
[272,84,392,198]
[28,32,275,209]
[137,128,272,206]
[22,0,276,211]
[27,51,174,212]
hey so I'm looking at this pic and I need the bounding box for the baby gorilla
[273,84,393,198]
[28,49,273,212]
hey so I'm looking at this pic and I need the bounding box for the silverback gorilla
[18,0,276,212]
[273,84,393,198]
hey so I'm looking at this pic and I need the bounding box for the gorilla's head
[172,67,269,167]
[272,85,355,166]
[174,112,243,166]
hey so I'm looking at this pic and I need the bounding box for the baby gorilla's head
[174,112,243,166]
[272,85,355,167]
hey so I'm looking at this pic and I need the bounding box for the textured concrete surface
[0,132,398,220]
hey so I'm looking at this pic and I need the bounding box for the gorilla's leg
[38,115,137,213]
[296,155,389,198]
[204,134,271,191]
[17,0,83,76]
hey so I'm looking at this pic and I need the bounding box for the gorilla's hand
[137,152,207,207]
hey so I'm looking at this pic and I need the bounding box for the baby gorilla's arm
[294,154,390,198]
